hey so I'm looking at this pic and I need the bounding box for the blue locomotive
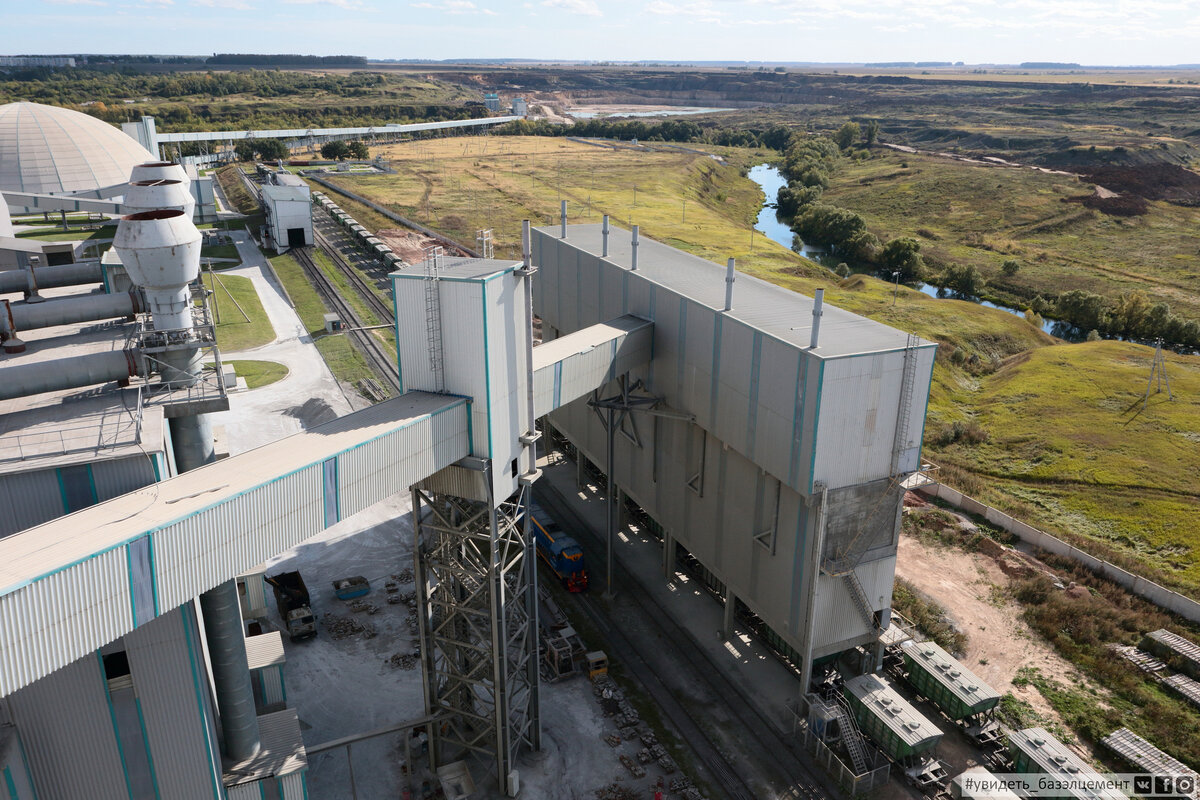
[530,508,588,592]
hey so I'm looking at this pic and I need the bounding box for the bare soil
[895,530,1103,762]
[376,228,471,264]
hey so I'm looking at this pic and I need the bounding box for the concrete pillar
[722,587,737,640]
[199,579,260,760]
[663,532,676,579]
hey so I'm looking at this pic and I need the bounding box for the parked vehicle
[265,571,317,641]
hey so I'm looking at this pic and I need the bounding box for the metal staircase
[830,693,870,775]
[423,246,445,392]
[843,571,880,632]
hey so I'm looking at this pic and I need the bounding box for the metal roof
[0,389,165,477]
[1009,728,1126,800]
[272,173,306,188]
[260,184,309,203]
[534,224,934,360]
[902,639,1000,710]
[844,672,942,749]
[392,256,520,283]
[1146,629,1200,665]
[1102,728,1197,800]
[0,391,463,596]
[953,767,1022,800]
[1164,674,1200,708]
[223,708,307,785]
[0,102,154,195]
[245,631,286,671]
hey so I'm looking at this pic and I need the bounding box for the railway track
[290,245,400,394]
[311,226,394,323]
[536,476,836,800]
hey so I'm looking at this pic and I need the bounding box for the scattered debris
[593,784,641,800]
[618,754,645,778]
[347,599,380,615]
[386,652,419,670]
[604,733,622,747]
[636,748,652,764]
[323,613,377,641]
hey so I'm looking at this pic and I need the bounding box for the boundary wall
[917,483,1200,623]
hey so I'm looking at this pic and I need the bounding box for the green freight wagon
[1008,728,1126,800]
[844,673,946,788]
[952,767,1022,800]
[901,640,1001,744]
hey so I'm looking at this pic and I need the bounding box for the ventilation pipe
[631,225,639,271]
[724,257,736,312]
[198,581,261,761]
[601,215,610,257]
[0,262,103,295]
[810,289,824,349]
[115,205,255,759]
[0,349,146,400]
[129,161,190,188]
[0,292,142,346]
[122,179,195,218]
[560,201,567,239]
[113,209,200,332]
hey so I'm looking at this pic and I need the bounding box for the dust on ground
[283,397,337,428]
[377,228,471,264]
[895,521,1103,762]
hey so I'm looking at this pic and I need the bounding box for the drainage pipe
[0,349,146,401]
[0,262,103,295]
[1,291,142,340]
[198,580,261,761]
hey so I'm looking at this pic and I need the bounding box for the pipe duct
[0,292,141,340]
[112,209,201,332]
[0,349,145,401]
[0,262,103,295]
[198,580,261,761]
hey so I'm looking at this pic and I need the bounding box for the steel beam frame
[412,474,537,794]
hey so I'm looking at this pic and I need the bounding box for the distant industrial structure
[512,97,528,117]
[0,103,938,798]
[261,172,312,253]
[484,92,502,112]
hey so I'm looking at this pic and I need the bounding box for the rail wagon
[529,510,588,592]
[901,640,1001,745]
[374,243,392,259]
[384,252,406,269]
[844,673,946,788]
[1007,728,1126,800]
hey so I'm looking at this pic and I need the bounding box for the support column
[604,405,616,600]
[663,532,676,579]
[199,579,260,760]
[722,587,737,640]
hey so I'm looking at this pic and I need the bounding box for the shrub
[1002,259,1021,276]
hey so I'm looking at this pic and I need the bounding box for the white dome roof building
[0,101,156,195]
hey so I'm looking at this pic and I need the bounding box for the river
[747,163,1073,339]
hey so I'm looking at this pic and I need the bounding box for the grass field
[331,135,1200,593]
[225,359,288,389]
[202,272,274,351]
[821,149,1200,320]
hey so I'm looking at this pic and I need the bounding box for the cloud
[282,0,367,8]
[410,0,497,13]
[194,0,253,8]
[541,0,601,16]
[645,0,722,17]
[45,0,107,5]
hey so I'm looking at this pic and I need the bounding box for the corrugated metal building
[261,173,312,253]
[532,224,936,677]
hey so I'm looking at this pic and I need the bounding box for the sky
[3,0,1200,66]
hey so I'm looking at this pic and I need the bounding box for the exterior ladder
[890,333,921,477]
[423,246,445,393]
